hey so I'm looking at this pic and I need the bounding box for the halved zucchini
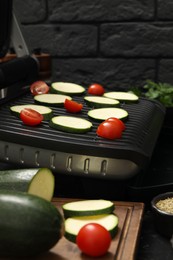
[104,91,139,103]
[63,199,115,218]
[34,94,72,106]
[10,104,53,120]
[51,82,85,95]
[28,168,55,201]
[0,190,64,257]
[0,168,55,201]
[65,214,118,242]
[88,107,128,121]
[50,116,92,133]
[84,96,120,108]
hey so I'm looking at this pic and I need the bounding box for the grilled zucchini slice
[51,82,85,95]
[10,104,53,120]
[88,107,128,121]
[84,96,120,108]
[34,94,72,106]
[104,91,139,103]
[50,115,92,133]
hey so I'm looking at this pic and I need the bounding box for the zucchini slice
[51,82,85,95]
[104,91,139,103]
[88,107,128,121]
[63,199,115,218]
[10,104,53,120]
[34,94,72,106]
[65,214,118,242]
[50,116,92,133]
[0,168,55,202]
[84,96,120,108]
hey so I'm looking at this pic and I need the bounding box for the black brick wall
[14,0,173,90]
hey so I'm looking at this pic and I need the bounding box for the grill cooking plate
[0,91,165,180]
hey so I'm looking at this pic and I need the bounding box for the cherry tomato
[106,117,126,131]
[30,81,50,96]
[97,120,122,140]
[88,83,105,96]
[20,108,44,126]
[76,223,111,257]
[64,99,83,113]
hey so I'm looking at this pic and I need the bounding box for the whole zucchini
[0,168,55,201]
[0,190,64,257]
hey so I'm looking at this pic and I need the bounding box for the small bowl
[151,192,173,238]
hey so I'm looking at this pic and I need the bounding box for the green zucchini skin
[63,199,115,218]
[63,205,115,218]
[0,190,64,257]
[87,108,129,122]
[10,104,53,120]
[0,168,54,198]
[34,94,72,107]
[0,168,55,202]
[0,168,39,192]
[84,96,120,108]
[49,116,92,134]
[65,214,118,243]
[50,82,85,96]
[103,91,139,103]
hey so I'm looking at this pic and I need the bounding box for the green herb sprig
[143,80,173,107]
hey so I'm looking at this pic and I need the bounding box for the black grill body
[0,91,165,180]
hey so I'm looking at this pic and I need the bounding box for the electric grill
[0,0,165,181]
[0,93,165,180]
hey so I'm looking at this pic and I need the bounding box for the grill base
[0,140,139,180]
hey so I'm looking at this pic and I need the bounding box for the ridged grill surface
[0,92,165,167]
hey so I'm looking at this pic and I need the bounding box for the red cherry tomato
[106,117,126,131]
[76,223,111,257]
[64,99,83,113]
[30,81,50,96]
[20,108,43,126]
[88,83,105,96]
[97,120,122,140]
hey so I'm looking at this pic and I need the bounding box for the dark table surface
[137,209,173,259]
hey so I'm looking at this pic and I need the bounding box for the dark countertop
[137,209,173,259]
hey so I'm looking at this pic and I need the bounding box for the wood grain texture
[35,198,145,260]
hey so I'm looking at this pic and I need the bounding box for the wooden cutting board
[36,198,144,260]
